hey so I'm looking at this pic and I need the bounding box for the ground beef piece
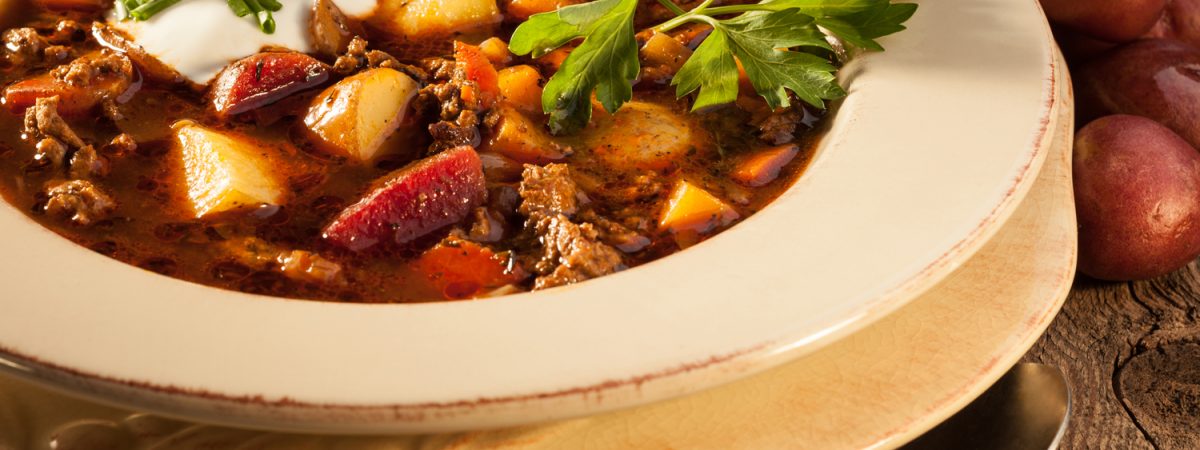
[528,213,625,290]
[518,164,581,217]
[332,36,368,75]
[756,107,801,145]
[578,210,651,253]
[332,36,427,81]
[517,164,624,289]
[467,207,505,243]
[49,20,86,44]
[416,56,493,154]
[3,28,48,66]
[50,51,133,88]
[100,133,137,157]
[68,145,108,179]
[24,96,84,148]
[33,138,68,168]
[43,179,115,226]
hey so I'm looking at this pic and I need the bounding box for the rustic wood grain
[1024,263,1200,450]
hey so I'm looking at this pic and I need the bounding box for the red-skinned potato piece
[211,52,330,118]
[1144,0,1200,48]
[1039,0,1166,43]
[455,41,501,110]
[1074,115,1200,281]
[323,146,487,251]
[1075,39,1200,149]
[414,239,527,299]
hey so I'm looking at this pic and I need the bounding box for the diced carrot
[486,105,569,163]
[536,47,572,72]
[455,41,501,109]
[732,144,800,187]
[659,180,740,235]
[5,75,103,116]
[504,0,582,20]
[497,65,544,115]
[414,239,528,300]
[477,37,512,66]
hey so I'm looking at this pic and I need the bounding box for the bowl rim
[0,0,1059,433]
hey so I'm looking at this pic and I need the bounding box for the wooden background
[1024,268,1200,449]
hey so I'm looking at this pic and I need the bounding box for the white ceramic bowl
[0,0,1057,433]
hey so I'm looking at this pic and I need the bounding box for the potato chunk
[380,0,501,38]
[303,68,419,162]
[585,101,694,171]
[174,121,284,218]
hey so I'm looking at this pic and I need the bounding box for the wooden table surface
[1024,269,1200,449]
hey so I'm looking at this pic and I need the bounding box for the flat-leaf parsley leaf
[510,0,917,134]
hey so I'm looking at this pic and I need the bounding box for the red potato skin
[323,146,487,251]
[1075,39,1200,149]
[210,52,330,118]
[1039,0,1166,43]
[1144,0,1200,48]
[1074,115,1200,281]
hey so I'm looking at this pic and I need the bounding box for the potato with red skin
[1039,0,1166,42]
[323,146,486,251]
[210,52,331,118]
[1075,39,1200,149]
[1144,0,1200,48]
[1074,115,1200,281]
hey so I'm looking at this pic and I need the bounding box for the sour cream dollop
[112,0,376,84]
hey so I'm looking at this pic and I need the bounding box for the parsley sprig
[510,0,917,135]
[114,0,282,34]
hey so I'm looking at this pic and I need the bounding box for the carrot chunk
[659,180,740,235]
[455,41,501,110]
[732,144,800,187]
[415,239,527,299]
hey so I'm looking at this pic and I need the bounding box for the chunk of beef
[4,28,50,66]
[467,207,505,243]
[100,133,137,157]
[24,96,84,148]
[528,213,625,290]
[517,163,624,289]
[49,50,130,87]
[415,51,498,154]
[518,163,580,217]
[332,36,427,80]
[578,209,651,253]
[43,179,115,226]
[755,107,801,145]
[68,145,108,179]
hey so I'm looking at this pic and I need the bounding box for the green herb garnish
[510,0,918,135]
[114,0,281,34]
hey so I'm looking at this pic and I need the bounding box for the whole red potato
[1144,0,1200,48]
[1075,39,1200,149]
[1074,115,1200,281]
[1040,0,1166,42]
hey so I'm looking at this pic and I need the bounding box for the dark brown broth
[0,7,823,303]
